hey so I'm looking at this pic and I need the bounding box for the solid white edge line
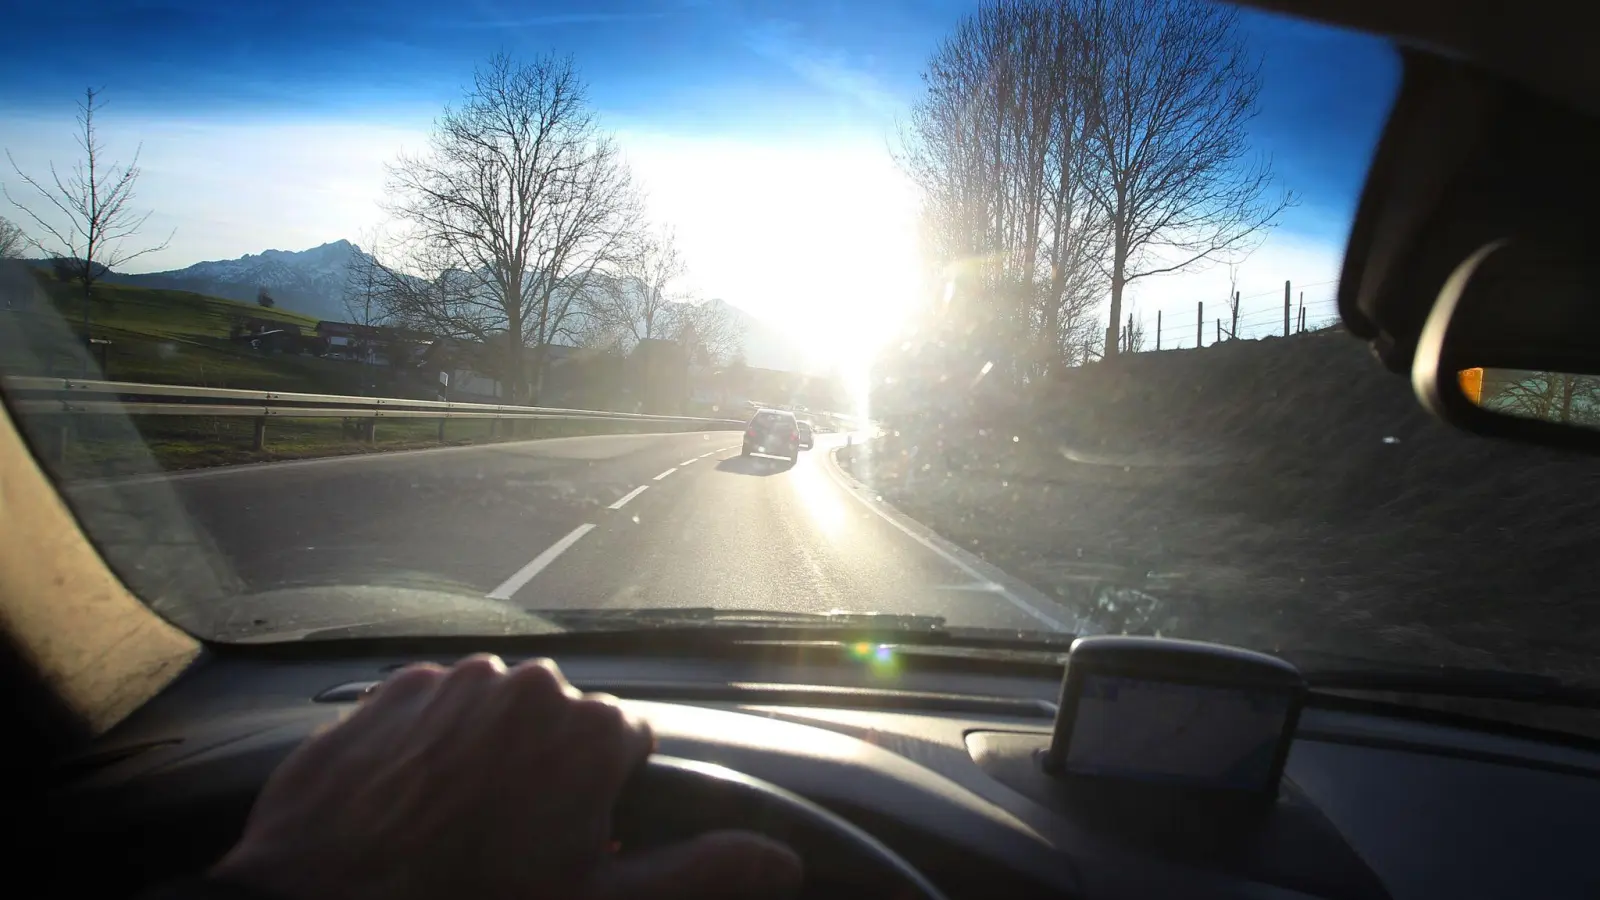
[608,485,649,510]
[820,448,1073,632]
[486,524,596,600]
[653,467,678,480]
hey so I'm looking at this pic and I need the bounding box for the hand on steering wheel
[210,654,803,900]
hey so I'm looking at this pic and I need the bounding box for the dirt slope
[851,330,1600,685]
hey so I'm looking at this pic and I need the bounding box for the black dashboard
[43,641,1600,900]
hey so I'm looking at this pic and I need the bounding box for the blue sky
[0,0,1398,365]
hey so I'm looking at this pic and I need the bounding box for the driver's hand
[211,654,803,900]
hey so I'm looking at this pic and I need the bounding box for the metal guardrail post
[252,417,267,451]
[437,418,447,443]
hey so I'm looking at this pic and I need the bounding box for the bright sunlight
[623,131,927,377]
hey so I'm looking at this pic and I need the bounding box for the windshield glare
[2,1,1596,732]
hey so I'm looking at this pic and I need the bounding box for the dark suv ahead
[741,409,800,461]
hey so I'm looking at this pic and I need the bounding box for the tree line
[4,59,740,405]
[897,0,1291,387]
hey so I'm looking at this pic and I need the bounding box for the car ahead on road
[742,409,800,461]
[797,420,814,450]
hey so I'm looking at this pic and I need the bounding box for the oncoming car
[742,409,800,461]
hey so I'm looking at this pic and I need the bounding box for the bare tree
[1225,263,1241,339]
[669,299,743,366]
[1123,307,1148,353]
[4,88,173,336]
[0,216,26,259]
[900,0,1110,385]
[593,225,689,349]
[343,228,391,329]
[379,53,640,403]
[1482,370,1600,427]
[1082,0,1292,358]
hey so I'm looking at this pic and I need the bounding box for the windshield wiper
[521,606,1081,651]
[524,607,952,632]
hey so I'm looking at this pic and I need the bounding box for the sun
[626,132,926,398]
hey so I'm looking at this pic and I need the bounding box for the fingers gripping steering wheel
[614,757,949,900]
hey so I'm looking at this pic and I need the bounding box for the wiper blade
[520,606,1076,653]
[524,606,950,632]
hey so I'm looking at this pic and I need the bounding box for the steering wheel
[614,756,948,900]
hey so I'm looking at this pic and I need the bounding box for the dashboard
[43,642,1600,900]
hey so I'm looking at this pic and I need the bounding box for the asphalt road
[68,429,1077,640]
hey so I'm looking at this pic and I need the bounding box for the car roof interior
[9,1,1600,898]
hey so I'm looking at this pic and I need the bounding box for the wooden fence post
[1283,280,1291,336]
[1196,301,1203,348]
[1216,318,1222,344]
[1156,310,1162,350]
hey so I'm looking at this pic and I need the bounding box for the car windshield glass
[2,0,1595,732]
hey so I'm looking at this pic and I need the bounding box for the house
[313,322,430,366]
[230,316,304,354]
[314,321,385,361]
[415,337,601,405]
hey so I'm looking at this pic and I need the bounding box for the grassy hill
[0,268,375,394]
[849,329,1600,705]
[0,266,474,477]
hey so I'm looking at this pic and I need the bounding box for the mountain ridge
[31,241,808,371]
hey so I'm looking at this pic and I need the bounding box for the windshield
[3,2,1596,729]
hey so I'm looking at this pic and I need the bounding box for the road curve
[67,430,1076,640]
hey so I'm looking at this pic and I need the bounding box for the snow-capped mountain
[115,240,367,322]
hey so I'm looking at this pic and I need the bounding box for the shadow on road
[716,455,795,477]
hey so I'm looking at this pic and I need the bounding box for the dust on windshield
[2,1,1597,699]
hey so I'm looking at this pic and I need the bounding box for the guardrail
[3,376,748,460]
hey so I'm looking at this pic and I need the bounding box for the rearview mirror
[1459,368,1600,431]
[1413,238,1600,452]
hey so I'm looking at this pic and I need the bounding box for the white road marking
[653,467,678,480]
[486,524,596,600]
[679,458,698,466]
[699,450,721,458]
[607,485,649,510]
[819,451,1071,632]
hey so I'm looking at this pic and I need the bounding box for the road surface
[66,430,1078,640]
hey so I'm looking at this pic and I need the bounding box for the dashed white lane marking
[486,524,597,601]
[607,485,649,510]
[653,467,678,481]
[680,458,699,466]
[699,450,721,458]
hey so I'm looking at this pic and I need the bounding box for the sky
[0,0,1399,371]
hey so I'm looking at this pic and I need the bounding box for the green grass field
[1,273,377,394]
